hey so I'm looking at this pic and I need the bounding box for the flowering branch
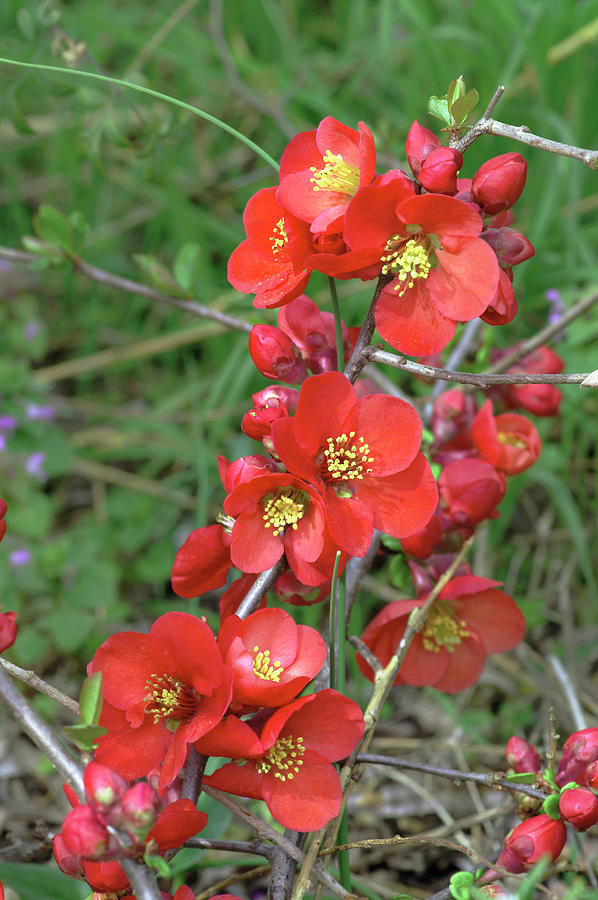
[0,657,80,715]
[365,346,590,386]
[356,753,548,801]
[234,558,287,619]
[0,244,252,334]
[343,275,392,384]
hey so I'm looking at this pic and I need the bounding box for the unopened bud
[248,325,307,383]
[52,833,84,878]
[0,610,17,653]
[84,762,128,812]
[472,152,527,215]
[405,120,441,178]
[556,728,598,787]
[419,147,463,195]
[496,814,566,873]
[505,736,541,774]
[559,786,598,830]
[119,782,158,837]
[480,227,534,266]
[62,805,112,860]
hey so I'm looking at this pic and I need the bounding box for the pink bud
[84,762,128,812]
[52,833,84,878]
[405,121,441,177]
[472,153,527,215]
[496,814,567,873]
[0,610,17,653]
[419,147,463,195]
[505,736,541,774]
[556,728,598,787]
[61,805,112,860]
[248,325,308,383]
[480,227,534,266]
[559,787,598,830]
[119,782,158,836]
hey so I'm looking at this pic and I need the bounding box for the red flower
[505,736,541,774]
[471,401,541,475]
[559,787,598,831]
[172,524,231,599]
[357,575,525,693]
[496,814,566,873]
[277,294,354,374]
[439,457,505,528]
[0,609,17,653]
[277,116,376,234]
[503,346,563,417]
[201,689,364,830]
[272,372,438,557]
[218,607,326,708]
[228,188,312,309]
[556,727,598,787]
[88,613,233,790]
[223,470,333,584]
[249,324,308,382]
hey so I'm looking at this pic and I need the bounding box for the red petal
[355,394,422,474]
[204,760,264,800]
[195,714,264,758]
[375,282,456,357]
[433,635,487,693]
[355,454,439,538]
[454,590,525,654]
[148,800,207,851]
[230,511,284,573]
[430,238,498,321]
[281,689,364,761]
[292,372,357,453]
[262,749,342,830]
[398,632,450,687]
[150,612,223,695]
[323,487,373,557]
[272,416,319,483]
[94,704,170,780]
[172,525,231,598]
[395,194,483,239]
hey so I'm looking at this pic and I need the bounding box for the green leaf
[64,723,108,752]
[174,242,202,294]
[446,76,466,113]
[542,792,561,819]
[0,861,88,899]
[79,672,103,725]
[428,94,451,125]
[21,235,64,264]
[451,88,479,124]
[449,870,474,900]
[380,534,402,551]
[16,8,36,40]
[505,771,538,783]
[144,853,171,877]
[133,253,181,295]
[388,553,411,590]
[33,205,74,253]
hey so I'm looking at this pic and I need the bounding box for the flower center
[252,646,284,682]
[309,150,360,195]
[144,674,197,724]
[421,600,469,653]
[321,431,374,482]
[262,488,308,537]
[256,734,305,781]
[381,234,433,296]
[497,431,527,448]
[270,217,288,255]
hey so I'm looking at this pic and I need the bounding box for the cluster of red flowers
[490,728,598,883]
[229,116,533,357]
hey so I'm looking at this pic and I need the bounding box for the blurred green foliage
[0,0,597,891]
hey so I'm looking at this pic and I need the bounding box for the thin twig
[481,84,506,120]
[270,830,301,900]
[0,662,84,798]
[456,117,598,168]
[365,347,589,386]
[344,275,392,384]
[181,747,207,802]
[185,837,272,857]
[0,658,80,715]
[120,859,164,900]
[348,635,382,674]
[235,559,287,619]
[0,244,252,334]
[356,753,547,801]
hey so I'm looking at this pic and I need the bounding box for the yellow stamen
[309,149,360,195]
[381,235,433,296]
[322,431,374,481]
[269,217,288,255]
[262,488,307,537]
[144,674,197,724]
[422,600,469,653]
[256,735,305,782]
[252,645,285,682]
[497,431,527,448]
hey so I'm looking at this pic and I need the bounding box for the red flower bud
[405,120,441,177]
[496,814,566,873]
[84,762,128,812]
[52,833,85,879]
[248,325,308,383]
[252,386,299,415]
[274,570,330,606]
[559,787,598,830]
[219,454,279,492]
[440,458,505,528]
[0,498,6,543]
[61,805,112,860]
[119,782,158,837]
[472,402,541,475]
[0,610,17,653]
[480,227,534,266]
[481,269,517,326]
[556,728,598,787]
[472,152,527,215]
[505,736,541,774]
[419,147,463,195]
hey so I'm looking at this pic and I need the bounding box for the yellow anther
[422,601,469,653]
[252,646,285,682]
[322,433,374,481]
[269,218,288,255]
[381,235,433,296]
[309,149,360,195]
[256,734,305,776]
[262,488,307,537]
